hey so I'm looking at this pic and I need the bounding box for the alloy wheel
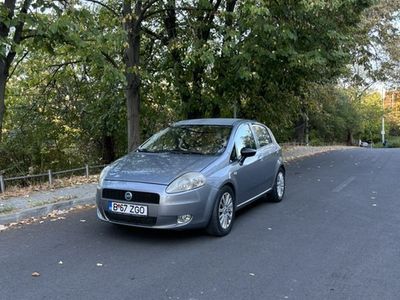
[276,171,285,199]
[218,192,233,230]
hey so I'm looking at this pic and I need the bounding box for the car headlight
[166,172,206,193]
[98,165,111,187]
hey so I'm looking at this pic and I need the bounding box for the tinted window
[234,124,256,158]
[139,125,232,155]
[252,124,272,147]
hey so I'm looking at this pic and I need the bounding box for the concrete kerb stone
[0,197,95,226]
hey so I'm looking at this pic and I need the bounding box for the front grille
[105,211,157,226]
[102,189,160,204]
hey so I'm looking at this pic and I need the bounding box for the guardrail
[0,164,107,193]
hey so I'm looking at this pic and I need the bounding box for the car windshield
[138,125,232,155]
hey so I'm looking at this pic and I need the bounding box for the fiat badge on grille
[124,191,133,201]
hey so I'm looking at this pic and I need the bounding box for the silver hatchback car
[96,118,285,236]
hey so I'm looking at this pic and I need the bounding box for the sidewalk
[0,145,351,227]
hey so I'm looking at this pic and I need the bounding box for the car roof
[173,118,252,126]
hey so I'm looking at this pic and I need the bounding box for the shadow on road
[99,197,273,243]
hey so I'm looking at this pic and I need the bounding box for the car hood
[105,152,218,185]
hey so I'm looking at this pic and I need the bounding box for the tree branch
[6,51,29,81]
[141,27,163,40]
[5,0,31,69]
[142,0,160,16]
[47,60,81,68]
[0,0,17,39]
[82,0,120,17]
[143,6,208,21]
[20,33,47,41]
[101,51,118,68]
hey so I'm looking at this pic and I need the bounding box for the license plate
[108,201,148,216]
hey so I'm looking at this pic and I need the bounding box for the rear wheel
[206,186,235,237]
[269,168,285,202]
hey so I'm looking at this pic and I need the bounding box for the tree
[0,0,71,142]
[0,0,32,142]
[350,0,400,88]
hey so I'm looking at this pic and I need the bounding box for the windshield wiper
[165,149,204,155]
[138,148,204,155]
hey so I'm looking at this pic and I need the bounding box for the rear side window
[252,124,272,147]
[233,124,256,158]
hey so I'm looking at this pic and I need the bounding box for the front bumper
[96,180,218,230]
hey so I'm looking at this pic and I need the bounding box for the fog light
[177,214,192,224]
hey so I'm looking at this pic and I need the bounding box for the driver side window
[233,124,256,159]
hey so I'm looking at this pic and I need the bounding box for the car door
[230,123,265,204]
[251,124,278,190]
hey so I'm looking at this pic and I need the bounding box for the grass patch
[30,195,77,208]
[0,175,98,200]
[31,200,58,207]
[373,136,400,148]
[387,136,400,148]
[0,206,15,214]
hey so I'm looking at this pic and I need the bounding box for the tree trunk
[123,0,142,152]
[213,0,237,116]
[163,0,192,118]
[189,64,205,119]
[0,68,6,143]
[304,113,309,146]
[347,130,354,146]
[102,135,116,164]
[0,0,31,142]
[0,0,16,143]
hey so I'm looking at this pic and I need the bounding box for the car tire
[269,168,285,202]
[206,186,235,237]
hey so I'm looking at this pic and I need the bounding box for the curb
[0,197,95,225]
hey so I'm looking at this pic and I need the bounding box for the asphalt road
[1,148,400,300]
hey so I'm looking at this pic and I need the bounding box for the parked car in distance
[96,118,285,236]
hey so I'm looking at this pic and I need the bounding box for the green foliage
[2,0,392,176]
[359,92,383,141]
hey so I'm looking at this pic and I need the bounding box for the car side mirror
[239,147,257,166]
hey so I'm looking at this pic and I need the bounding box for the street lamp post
[381,88,385,144]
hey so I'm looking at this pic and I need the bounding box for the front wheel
[269,168,285,202]
[206,186,235,237]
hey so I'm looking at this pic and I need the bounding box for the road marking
[332,176,355,193]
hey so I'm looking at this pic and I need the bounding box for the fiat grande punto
[96,118,285,236]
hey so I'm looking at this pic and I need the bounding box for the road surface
[1,148,399,300]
